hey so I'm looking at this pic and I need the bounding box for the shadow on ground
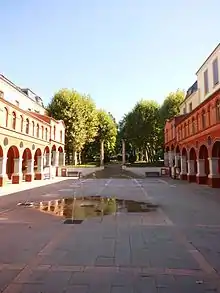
[84,164,143,179]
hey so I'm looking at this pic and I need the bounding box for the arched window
[12,111,16,130]
[202,110,206,129]
[4,107,8,127]
[216,100,220,122]
[60,130,62,142]
[32,121,35,136]
[41,126,44,139]
[192,117,195,134]
[45,128,48,140]
[53,126,56,140]
[25,118,29,134]
[20,115,23,132]
[36,124,39,138]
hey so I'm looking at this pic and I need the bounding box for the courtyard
[0,165,220,292]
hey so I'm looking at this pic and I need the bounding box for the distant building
[164,44,220,188]
[0,74,65,186]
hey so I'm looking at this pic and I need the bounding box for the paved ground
[0,165,220,292]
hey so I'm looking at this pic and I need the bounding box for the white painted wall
[179,90,200,115]
[0,76,45,114]
[197,45,220,103]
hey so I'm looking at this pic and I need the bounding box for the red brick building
[164,44,220,188]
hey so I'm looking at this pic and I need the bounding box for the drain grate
[64,219,83,224]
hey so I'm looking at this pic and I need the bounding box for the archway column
[0,155,7,187]
[196,159,207,185]
[164,152,169,167]
[25,159,34,182]
[12,157,22,184]
[208,157,220,188]
[35,156,44,180]
[180,156,187,180]
[187,160,196,182]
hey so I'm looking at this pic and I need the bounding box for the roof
[196,43,220,74]
[31,112,65,127]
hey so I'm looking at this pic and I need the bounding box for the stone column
[35,156,44,180]
[168,151,174,167]
[100,140,104,167]
[164,152,169,167]
[187,160,196,182]
[122,139,126,165]
[0,156,7,187]
[208,157,220,188]
[196,159,207,185]
[25,159,34,182]
[180,156,187,180]
[12,157,22,184]
[45,152,50,166]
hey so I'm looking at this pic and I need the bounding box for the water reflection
[33,196,158,221]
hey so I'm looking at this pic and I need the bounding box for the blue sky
[1,0,220,121]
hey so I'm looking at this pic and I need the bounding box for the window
[213,58,219,86]
[53,126,56,140]
[41,126,44,139]
[12,112,16,130]
[189,102,192,112]
[25,118,29,134]
[15,100,19,107]
[216,100,220,121]
[202,110,206,128]
[192,117,195,134]
[0,91,4,99]
[183,107,186,114]
[204,69,209,94]
[20,115,23,132]
[32,121,35,136]
[4,107,8,127]
[60,130,62,142]
[45,128,48,140]
[36,124,39,138]
[28,108,31,111]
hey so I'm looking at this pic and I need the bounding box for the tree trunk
[73,151,78,166]
[78,152,82,165]
[140,149,144,162]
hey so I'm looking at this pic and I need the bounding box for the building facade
[164,44,220,188]
[0,74,65,186]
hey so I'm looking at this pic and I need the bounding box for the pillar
[164,152,169,167]
[196,159,207,185]
[208,157,220,188]
[122,140,126,165]
[12,157,22,184]
[25,159,34,182]
[0,156,7,187]
[187,160,196,182]
[45,152,50,166]
[35,156,44,180]
[52,151,59,167]
[100,140,104,167]
[180,156,187,180]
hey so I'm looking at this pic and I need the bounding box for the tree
[159,89,185,123]
[47,89,98,165]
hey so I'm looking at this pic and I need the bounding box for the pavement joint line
[0,263,217,278]
[1,227,72,293]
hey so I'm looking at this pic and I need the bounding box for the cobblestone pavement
[0,165,220,292]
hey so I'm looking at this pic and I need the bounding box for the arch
[189,147,197,175]
[52,145,56,151]
[165,146,169,152]
[58,146,63,152]
[22,148,32,177]
[12,111,16,130]
[25,118,29,134]
[199,144,209,179]
[34,148,42,169]
[181,147,187,157]
[44,146,50,154]
[6,146,19,180]
[0,145,3,157]
[212,141,220,157]
[171,144,174,151]
[176,145,180,154]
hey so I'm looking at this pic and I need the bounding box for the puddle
[31,196,158,223]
